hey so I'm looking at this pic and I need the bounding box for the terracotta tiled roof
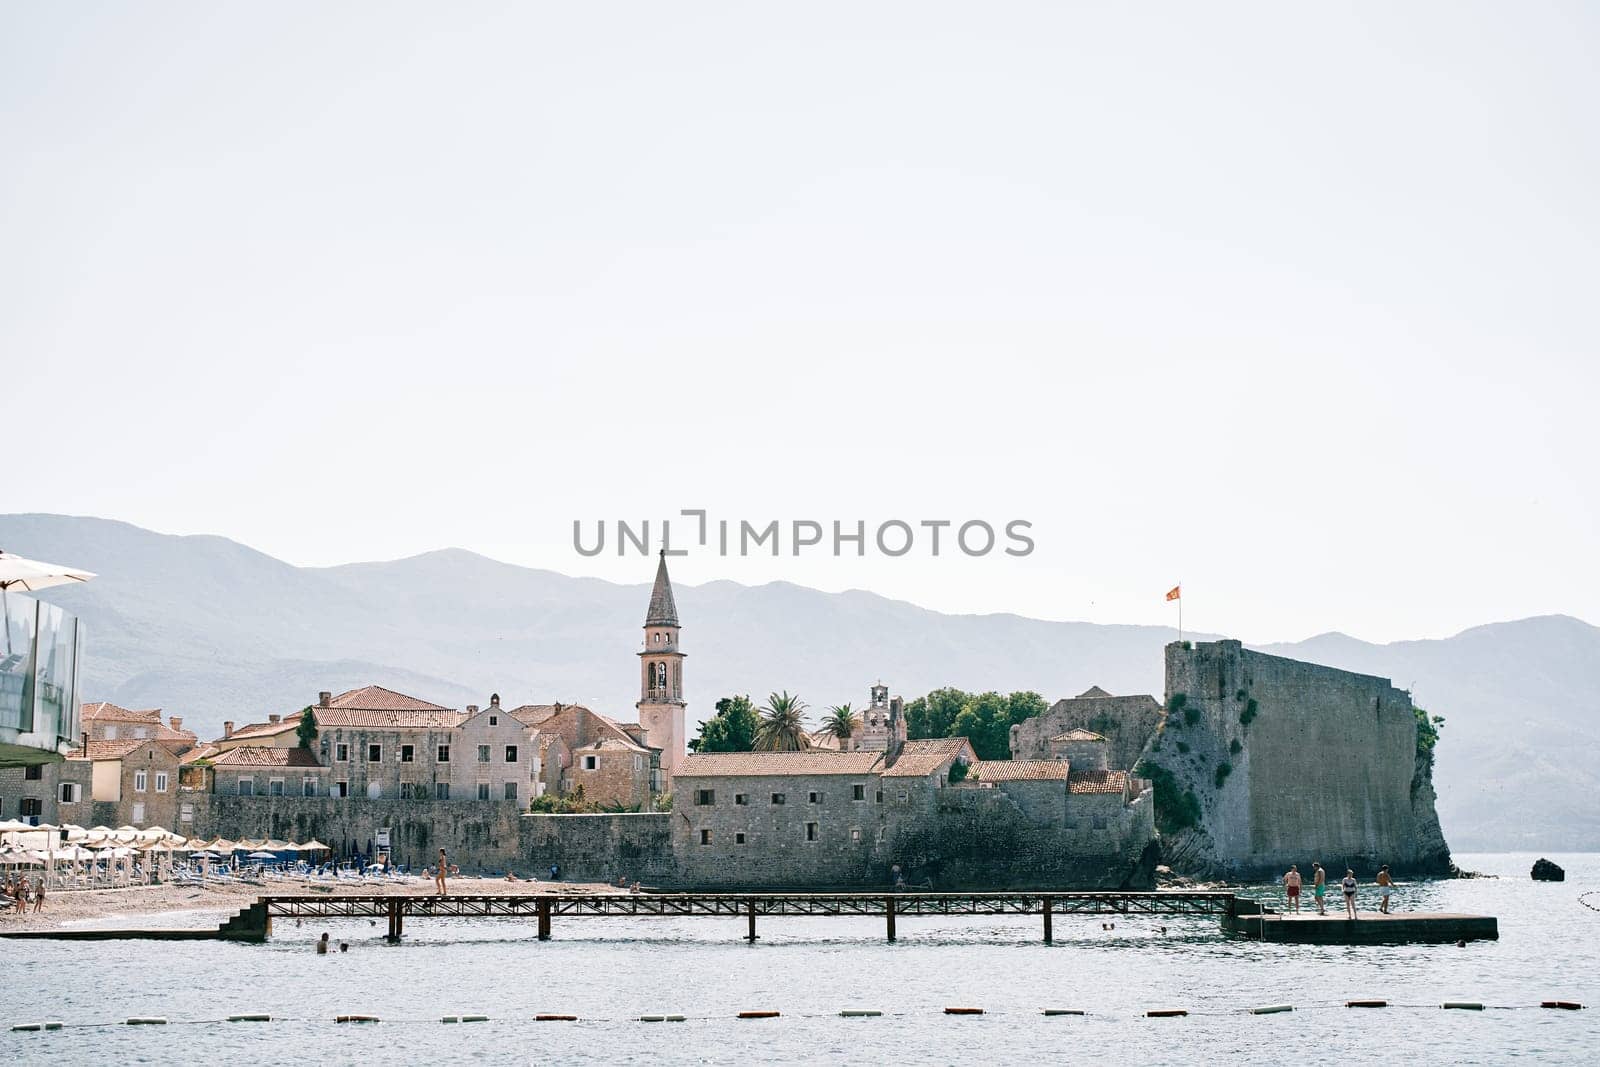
[1068,770,1130,795]
[576,737,647,753]
[970,760,1071,782]
[1051,729,1107,743]
[509,704,573,726]
[805,731,841,751]
[227,718,301,741]
[315,707,466,730]
[323,685,452,713]
[210,747,325,768]
[65,738,154,761]
[181,743,220,765]
[901,737,973,756]
[677,751,885,777]
[881,752,956,778]
[81,701,163,723]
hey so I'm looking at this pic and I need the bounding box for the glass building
[0,592,83,767]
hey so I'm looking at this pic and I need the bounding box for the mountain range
[4,513,1596,851]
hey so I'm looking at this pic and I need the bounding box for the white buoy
[640,1014,687,1022]
[11,1022,64,1032]
[1251,1004,1294,1015]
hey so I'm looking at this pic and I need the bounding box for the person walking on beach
[1312,862,1327,914]
[1376,865,1394,914]
[32,877,44,914]
[1283,865,1303,913]
[1341,869,1359,919]
[435,849,448,897]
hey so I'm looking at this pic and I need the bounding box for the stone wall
[1148,640,1451,880]
[1012,693,1163,770]
[521,813,672,882]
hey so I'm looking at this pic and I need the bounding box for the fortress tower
[637,550,686,788]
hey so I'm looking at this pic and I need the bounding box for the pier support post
[746,900,758,943]
[1043,896,1053,944]
[886,896,896,943]
[537,897,552,941]
[386,900,402,943]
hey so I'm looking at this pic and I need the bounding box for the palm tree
[817,703,859,744]
[755,691,811,752]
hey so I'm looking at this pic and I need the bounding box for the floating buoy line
[8,997,1586,1033]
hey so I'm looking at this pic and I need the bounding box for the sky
[3,2,1597,645]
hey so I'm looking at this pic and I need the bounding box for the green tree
[688,695,759,753]
[295,706,317,749]
[754,691,811,752]
[817,703,859,744]
[905,687,970,739]
[938,689,1048,760]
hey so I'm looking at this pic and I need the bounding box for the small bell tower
[637,550,686,789]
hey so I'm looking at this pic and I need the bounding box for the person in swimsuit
[1312,862,1327,915]
[1376,865,1393,913]
[1283,865,1302,913]
[436,848,448,897]
[1342,869,1359,919]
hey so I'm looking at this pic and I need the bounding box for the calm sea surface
[3,852,1597,1065]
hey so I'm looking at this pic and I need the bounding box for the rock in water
[1530,858,1565,882]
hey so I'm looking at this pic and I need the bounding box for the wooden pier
[1225,910,1498,944]
[241,890,1238,943]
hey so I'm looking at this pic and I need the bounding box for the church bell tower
[637,550,686,789]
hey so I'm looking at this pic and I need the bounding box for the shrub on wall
[1214,761,1232,789]
[1229,738,1242,755]
[1136,760,1201,834]
[1239,698,1258,727]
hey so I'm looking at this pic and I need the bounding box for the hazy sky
[4,3,1596,644]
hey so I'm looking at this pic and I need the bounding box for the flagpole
[1178,581,1183,644]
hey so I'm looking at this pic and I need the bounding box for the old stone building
[1009,686,1163,770]
[310,686,466,800]
[0,755,92,825]
[207,746,331,798]
[452,695,545,803]
[66,738,182,828]
[846,683,906,753]
[81,701,197,754]
[513,703,655,808]
[213,713,301,752]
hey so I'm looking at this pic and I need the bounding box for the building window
[24,764,41,781]
[59,783,80,804]
[20,797,42,818]
[435,782,450,799]
[699,829,712,845]
[134,770,148,793]
[399,783,414,799]
[335,781,348,798]
[477,745,491,763]
[238,778,254,797]
[477,783,490,801]
[131,802,145,823]
[876,790,884,803]
[489,715,498,726]
[504,781,518,800]
[303,777,317,797]
[634,755,642,772]
[401,744,415,763]
[270,778,285,796]
[805,822,818,842]
[437,745,451,763]
[734,832,746,845]
[852,784,865,801]
[734,793,748,806]
[771,792,786,805]
[850,828,862,843]
[694,789,715,806]
[807,791,820,804]
[334,743,348,762]
[505,745,518,763]
[104,725,118,739]
[898,792,908,802]
[155,772,169,793]
[583,755,597,771]
[367,744,382,763]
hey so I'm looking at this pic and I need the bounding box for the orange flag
[1165,585,1181,602]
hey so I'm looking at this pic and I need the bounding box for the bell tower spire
[637,549,686,789]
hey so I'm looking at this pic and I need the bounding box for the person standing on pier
[1312,862,1327,915]
[1341,869,1359,920]
[1376,865,1394,913]
[436,849,449,897]
[1283,865,1302,913]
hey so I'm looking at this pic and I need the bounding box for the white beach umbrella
[0,551,96,593]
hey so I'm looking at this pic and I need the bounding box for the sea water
[3,853,1597,1064]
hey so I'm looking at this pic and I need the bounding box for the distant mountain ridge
[4,513,1596,851]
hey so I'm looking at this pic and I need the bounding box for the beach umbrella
[210,839,237,852]
[0,551,96,593]
[299,840,330,853]
[247,851,277,861]
[261,839,292,851]
[0,819,33,833]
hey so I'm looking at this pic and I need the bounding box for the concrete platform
[1226,910,1498,944]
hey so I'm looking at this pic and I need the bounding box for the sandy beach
[0,877,630,931]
